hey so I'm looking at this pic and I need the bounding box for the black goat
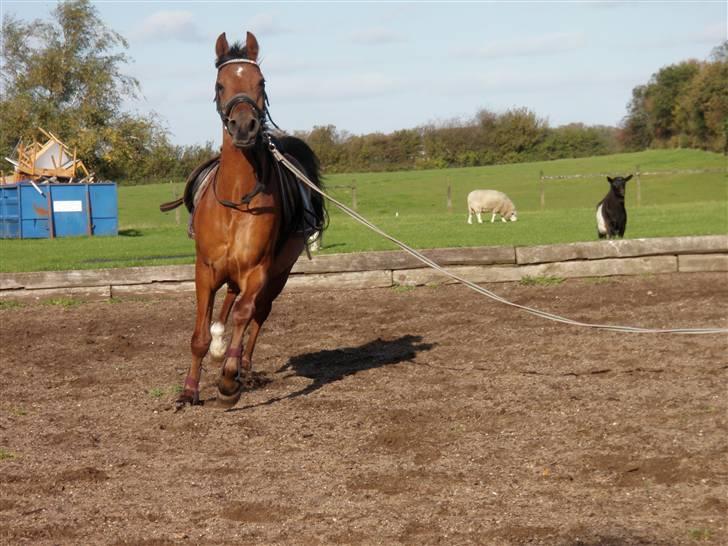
[596,175,632,239]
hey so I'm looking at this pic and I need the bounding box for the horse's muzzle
[228,115,260,149]
[232,136,258,149]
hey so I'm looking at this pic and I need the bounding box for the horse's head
[607,175,632,198]
[214,31,266,149]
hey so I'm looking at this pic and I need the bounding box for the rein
[267,141,727,337]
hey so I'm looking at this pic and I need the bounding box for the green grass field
[1,149,725,273]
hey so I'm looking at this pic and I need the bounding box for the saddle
[159,155,220,214]
[159,149,321,243]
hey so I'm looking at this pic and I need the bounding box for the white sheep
[467,190,518,224]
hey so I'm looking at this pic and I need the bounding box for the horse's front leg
[217,266,268,407]
[209,283,239,361]
[177,264,218,408]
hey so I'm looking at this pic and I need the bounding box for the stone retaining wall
[1,235,726,301]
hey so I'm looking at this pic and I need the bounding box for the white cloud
[246,12,293,36]
[349,27,406,45]
[133,11,206,43]
[273,72,406,102]
[457,31,588,59]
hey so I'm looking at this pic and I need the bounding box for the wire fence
[538,166,727,209]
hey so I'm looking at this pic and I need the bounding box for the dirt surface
[0,272,726,545]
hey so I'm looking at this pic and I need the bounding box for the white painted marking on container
[53,200,83,213]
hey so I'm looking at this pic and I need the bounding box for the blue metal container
[0,182,118,239]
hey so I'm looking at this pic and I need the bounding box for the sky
[2,1,726,147]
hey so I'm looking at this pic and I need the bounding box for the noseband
[215,59,270,138]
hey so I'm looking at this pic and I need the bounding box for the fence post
[539,170,545,210]
[446,179,452,213]
[635,165,641,207]
[351,181,357,211]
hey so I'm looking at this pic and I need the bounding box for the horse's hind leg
[177,264,218,407]
[241,270,290,374]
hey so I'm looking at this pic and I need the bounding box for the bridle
[212,58,281,209]
[214,58,277,138]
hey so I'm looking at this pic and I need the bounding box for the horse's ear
[215,32,230,60]
[624,174,633,182]
[607,176,614,184]
[246,31,259,61]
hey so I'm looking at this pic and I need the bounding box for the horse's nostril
[248,119,259,132]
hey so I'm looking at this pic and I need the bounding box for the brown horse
[175,31,325,408]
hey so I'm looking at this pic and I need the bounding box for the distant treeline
[1,1,725,184]
[294,110,621,173]
[297,41,726,174]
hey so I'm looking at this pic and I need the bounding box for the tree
[645,61,701,141]
[620,85,653,150]
[620,43,727,152]
[491,107,548,161]
[677,44,728,151]
[304,125,345,172]
[1,0,173,181]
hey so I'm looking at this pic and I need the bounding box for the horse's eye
[215,83,224,93]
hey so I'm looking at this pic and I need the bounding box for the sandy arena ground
[0,272,726,545]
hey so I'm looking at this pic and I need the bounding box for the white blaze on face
[596,204,606,234]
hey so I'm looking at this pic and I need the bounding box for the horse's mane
[275,135,321,187]
[215,42,251,68]
[270,134,328,253]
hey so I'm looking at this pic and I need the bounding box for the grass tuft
[0,448,16,461]
[43,297,82,308]
[392,284,417,292]
[688,528,711,541]
[148,385,183,398]
[519,275,565,286]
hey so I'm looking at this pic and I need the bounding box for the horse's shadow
[227,334,435,411]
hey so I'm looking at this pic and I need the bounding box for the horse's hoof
[216,389,242,408]
[217,379,242,405]
[174,390,200,411]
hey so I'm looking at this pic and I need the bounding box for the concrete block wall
[1,235,725,301]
